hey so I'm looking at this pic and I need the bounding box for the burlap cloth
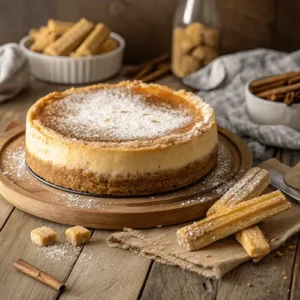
[107,158,300,278]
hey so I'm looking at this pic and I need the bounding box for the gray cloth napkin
[183,49,300,161]
[0,43,29,103]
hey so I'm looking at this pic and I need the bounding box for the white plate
[19,32,125,84]
[245,79,300,131]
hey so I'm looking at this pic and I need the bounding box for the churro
[206,168,270,257]
[207,168,270,216]
[47,19,75,35]
[236,225,270,257]
[177,190,291,251]
[97,39,118,54]
[30,31,58,53]
[44,18,94,56]
[74,23,110,56]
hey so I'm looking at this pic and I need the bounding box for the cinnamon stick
[123,53,169,77]
[284,92,295,106]
[139,53,170,68]
[268,94,285,101]
[13,259,66,291]
[257,82,300,98]
[288,75,300,85]
[140,63,171,83]
[250,72,300,88]
[251,79,287,94]
[134,64,152,80]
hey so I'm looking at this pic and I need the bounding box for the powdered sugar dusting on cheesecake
[40,87,195,142]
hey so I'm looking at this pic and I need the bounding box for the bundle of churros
[29,18,119,57]
[177,167,292,258]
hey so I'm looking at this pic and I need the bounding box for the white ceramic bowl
[245,79,300,131]
[19,32,125,84]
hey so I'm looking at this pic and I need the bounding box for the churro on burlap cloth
[107,159,300,278]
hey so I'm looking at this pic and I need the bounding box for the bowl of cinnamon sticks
[246,72,300,131]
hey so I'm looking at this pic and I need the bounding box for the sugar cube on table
[31,227,57,246]
[65,226,91,246]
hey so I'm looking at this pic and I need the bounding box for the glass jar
[172,0,220,78]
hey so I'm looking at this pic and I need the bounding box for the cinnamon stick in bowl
[245,75,300,131]
[257,82,300,98]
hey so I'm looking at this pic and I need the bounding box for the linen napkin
[107,158,300,278]
[183,49,300,161]
[0,43,29,103]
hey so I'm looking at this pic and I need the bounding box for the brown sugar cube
[31,227,57,246]
[65,226,91,246]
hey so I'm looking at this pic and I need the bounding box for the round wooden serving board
[0,123,252,229]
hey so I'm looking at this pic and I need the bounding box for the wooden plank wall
[0,0,299,63]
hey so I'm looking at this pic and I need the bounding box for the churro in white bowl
[19,18,125,84]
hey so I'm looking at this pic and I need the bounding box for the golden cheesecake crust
[26,81,218,196]
[26,146,218,196]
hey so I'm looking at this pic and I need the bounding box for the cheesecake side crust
[26,146,218,196]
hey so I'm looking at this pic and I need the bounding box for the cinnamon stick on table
[13,259,66,291]
[122,53,169,77]
[140,63,171,83]
[134,64,152,80]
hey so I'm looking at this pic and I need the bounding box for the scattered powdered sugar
[53,192,114,209]
[180,141,239,206]
[40,87,193,142]
[2,145,26,179]
[54,192,98,209]
[38,243,81,261]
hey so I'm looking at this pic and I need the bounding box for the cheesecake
[26,81,218,196]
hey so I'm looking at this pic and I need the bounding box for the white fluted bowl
[245,79,300,131]
[19,32,125,84]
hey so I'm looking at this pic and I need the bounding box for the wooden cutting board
[0,122,252,229]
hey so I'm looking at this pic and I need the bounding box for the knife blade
[269,170,300,203]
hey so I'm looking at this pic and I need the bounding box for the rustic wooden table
[0,75,300,300]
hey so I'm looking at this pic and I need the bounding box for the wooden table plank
[140,263,217,300]
[59,230,151,300]
[0,208,83,300]
[216,236,297,300]
[0,194,13,231]
[288,150,300,300]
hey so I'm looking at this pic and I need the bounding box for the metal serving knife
[269,170,300,203]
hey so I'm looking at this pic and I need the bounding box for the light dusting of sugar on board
[180,141,240,206]
[40,87,194,142]
[2,145,27,180]
[53,192,113,209]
